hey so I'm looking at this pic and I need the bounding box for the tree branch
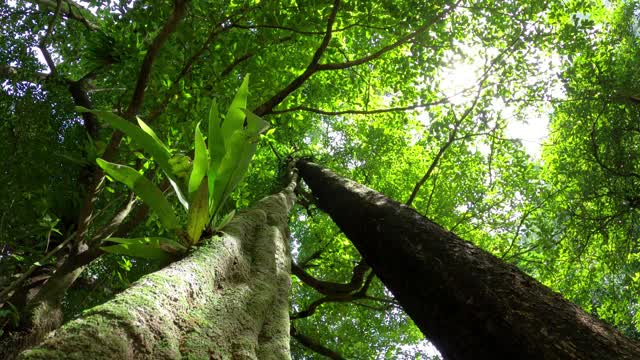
[404,28,523,207]
[68,76,99,138]
[291,260,369,296]
[270,100,448,116]
[75,0,188,247]
[291,294,352,319]
[144,5,258,123]
[33,0,99,31]
[233,22,390,36]
[0,232,75,304]
[291,267,384,320]
[290,325,346,360]
[146,17,232,123]
[124,0,188,119]
[0,65,48,82]
[405,91,482,207]
[253,0,341,116]
[89,193,137,244]
[315,2,458,71]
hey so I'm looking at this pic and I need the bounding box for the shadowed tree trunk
[296,159,640,360]
[17,175,297,360]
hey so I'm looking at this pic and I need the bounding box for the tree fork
[296,159,640,360]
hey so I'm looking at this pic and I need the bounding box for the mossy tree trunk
[18,177,297,360]
[297,159,640,360]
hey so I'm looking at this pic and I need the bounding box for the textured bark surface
[18,184,296,360]
[297,159,640,360]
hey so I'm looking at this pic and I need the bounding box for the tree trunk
[296,159,640,360]
[17,180,297,359]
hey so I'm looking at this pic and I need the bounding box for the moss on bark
[19,183,296,360]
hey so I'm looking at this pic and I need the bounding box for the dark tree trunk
[296,160,640,360]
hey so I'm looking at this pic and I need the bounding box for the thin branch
[315,2,459,71]
[68,77,99,138]
[291,260,369,296]
[270,99,448,116]
[124,0,188,118]
[145,10,252,123]
[220,52,254,77]
[113,204,150,237]
[89,193,137,244]
[267,139,283,161]
[75,0,187,246]
[290,325,346,360]
[253,0,341,116]
[590,106,640,180]
[42,0,62,42]
[217,34,294,78]
[0,65,48,82]
[33,0,99,31]
[406,91,481,207]
[405,24,527,207]
[291,294,353,319]
[38,46,57,77]
[423,170,439,215]
[233,21,390,36]
[254,2,459,117]
[0,232,76,303]
[292,268,383,320]
[74,175,105,246]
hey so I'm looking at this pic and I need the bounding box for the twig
[75,0,188,246]
[290,325,346,360]
[270,100,449,116]
[0,233,76,303]
[35,0,99,31]
[253,0,341,116]
[315,1,460,71]
[124,0,188,118]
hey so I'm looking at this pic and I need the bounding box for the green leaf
[211,130,258,218]
[105,237,187,251]
[80,108,188,210]
[221,75,250,141]
[86,110,172,173]
[101,237,185,260]
[186,178,209,245]
[168,176,189,211]
[136,116,171,153]
[208,99,225,198]
[188,122,208,197]
[242,109,270,137]
[216,209,235,230]
[97,159,179,230]
[100,244,168,260]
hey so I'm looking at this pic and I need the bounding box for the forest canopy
[1,0,639,358]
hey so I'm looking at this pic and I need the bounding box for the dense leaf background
[1,0,639,357]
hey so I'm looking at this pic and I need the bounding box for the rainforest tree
[1,0,639,358]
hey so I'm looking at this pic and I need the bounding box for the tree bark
[296,159,640,360]
[17,180,297,359]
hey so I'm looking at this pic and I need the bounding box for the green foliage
[96,159,180,231]
[3,0,640,356]
[101,237,186,261]
[93,76,268,257]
